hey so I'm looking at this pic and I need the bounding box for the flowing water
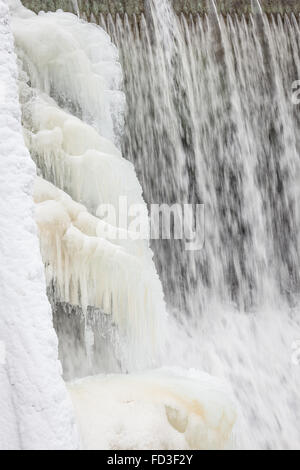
[102,0,300,449]
[11,0,300,449]
[105,0,300,314]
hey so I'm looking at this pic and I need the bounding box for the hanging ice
[34,177,165,365]
[22,88,147,224]
[11,6,124,145]
[11,4,166,369]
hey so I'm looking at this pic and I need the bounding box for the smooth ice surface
[68,368,236,450]
[0,0,78,450]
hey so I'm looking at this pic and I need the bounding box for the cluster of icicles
[11,3,166,364]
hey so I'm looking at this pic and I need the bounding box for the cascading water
[107,0,300,314]
[101,0,300,449]
[7,0,300,450]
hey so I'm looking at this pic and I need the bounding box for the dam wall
[21,1,300,19]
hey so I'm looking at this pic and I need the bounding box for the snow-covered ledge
[0,1,78,450]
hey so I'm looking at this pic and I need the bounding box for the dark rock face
[20,0,300,18]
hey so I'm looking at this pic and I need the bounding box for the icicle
[34,177,166,364]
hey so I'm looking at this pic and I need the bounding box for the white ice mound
[68,368,237,450]
[11,8,124,144]
[34,178,166,366]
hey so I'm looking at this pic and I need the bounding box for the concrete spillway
[21,1,300,20]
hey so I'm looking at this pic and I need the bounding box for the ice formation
[34,177,165,363]
[10,3,166,368]
[11,5,124,144]
[22,89,148,224]
[68,368,236,450]
[0,0,78,450]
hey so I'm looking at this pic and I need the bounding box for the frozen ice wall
[11,3,167,372]
[0,0,78,450]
